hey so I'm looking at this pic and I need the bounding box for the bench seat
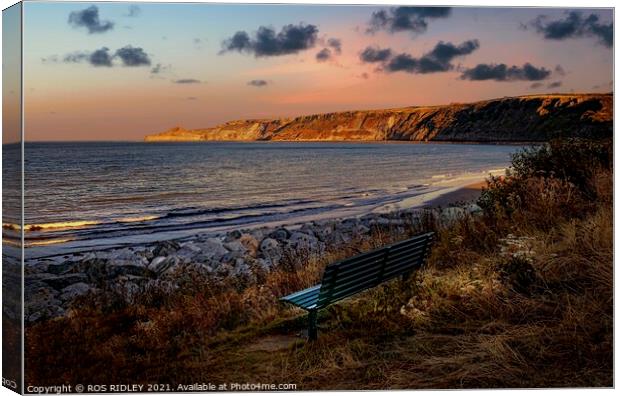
[280,231,434,340]
[280,284,321,310]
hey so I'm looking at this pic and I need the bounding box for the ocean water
[7,142,522,258]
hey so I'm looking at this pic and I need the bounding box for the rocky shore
[24,203,482,323]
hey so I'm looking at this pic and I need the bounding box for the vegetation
[26,138,612,389]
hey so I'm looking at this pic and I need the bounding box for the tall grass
[26,138,612,388]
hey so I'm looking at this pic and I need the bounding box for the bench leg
[307,310,318,341]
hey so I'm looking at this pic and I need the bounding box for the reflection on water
[21,141,521,258]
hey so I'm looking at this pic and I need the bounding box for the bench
[280,231,434,340]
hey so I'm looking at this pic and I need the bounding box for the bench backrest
[315,232,434,308]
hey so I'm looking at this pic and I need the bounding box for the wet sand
[424,181,487,207]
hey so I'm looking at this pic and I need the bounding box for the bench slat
[280,232,434,318]
[280,284,321,309]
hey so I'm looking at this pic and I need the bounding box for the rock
[260,237,279,252]
[108,248,149,267]
[260,238,282,265]
[108,264,153,279]
[224,240,247,254]
[440,207,467,224]
[268,228,290,242]
[42,273,89,290]
[47,261,74,275]
[59,282,92,302]
[466,203,483,215]
[195,238,228,261]
[150,256,183,275]
[224,230,242,242]
[152,240,180,257]
[288,232,319,251]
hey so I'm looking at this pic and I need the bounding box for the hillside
[145,93,612,142]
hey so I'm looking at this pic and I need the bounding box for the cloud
[363,40,479,74]
[90,47,114,67]
[248,79,269,87]
[315,48,332,62]
[186,97,198,100]
[174,79,201,84]
[359,46,393,63]
[150,63,165,74]
[368,6,451,35]
[327,38,342,54]
[58,46,150,67]
[530,82,544,89]
[114,46,151,66]
[460,63,552,81]
[220,23,319,57]
[63,48,113,67]
[526,11,612,48]
[126,5,141,17]
[554,65,566,76]
[68,6,114,34]
[547,81,562,89]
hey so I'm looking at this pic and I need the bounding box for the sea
[2,141,523,259]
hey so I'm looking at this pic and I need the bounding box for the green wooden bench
[280,231,434,340]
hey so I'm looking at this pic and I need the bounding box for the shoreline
[22,178,490,323]
[23,170,499,261]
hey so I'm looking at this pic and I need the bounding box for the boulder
[268,227,290,242]
[224,229,242,242]
[195,238,228,261]
[47,261,75,275]
[224,240,247,254]
[288,232,319,251]
[152,240,181,257]
[150,256,183,275]
[59,282,93,302]
[42,273,89,290]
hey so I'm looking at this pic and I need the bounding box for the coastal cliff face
[145,93,612,142]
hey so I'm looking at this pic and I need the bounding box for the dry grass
[25,139,613,389]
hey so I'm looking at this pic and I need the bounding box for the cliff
[145,93,612,143]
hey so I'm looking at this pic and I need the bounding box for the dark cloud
[126,5,141,17]
[68,6,114,34]
[530,82,544,89]
[547,81,562,89]
[150,63,172,75]
[554,64,566,76]
[327,38,342,54]
[62,52,89,63]
[220,24,319,57]
[377,40,479,74]
[114,46,151,66]
[63,48,113,67]
[527,11,612,48]
[90,47,114,67]
[248,79,269,87]
[174,79,201,84]
[368,6,451,35]
[460,63,552,81]
[359,46,393,63]
[58,46,151,67]
[186,97,198,100]
[316,48,332,62]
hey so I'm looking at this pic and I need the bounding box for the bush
[478,138,612,226]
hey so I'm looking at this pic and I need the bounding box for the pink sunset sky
[12,3,614,141]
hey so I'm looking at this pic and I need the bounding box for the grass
[25,138,612,389]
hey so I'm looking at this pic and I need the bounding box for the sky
[11,2,615,141]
